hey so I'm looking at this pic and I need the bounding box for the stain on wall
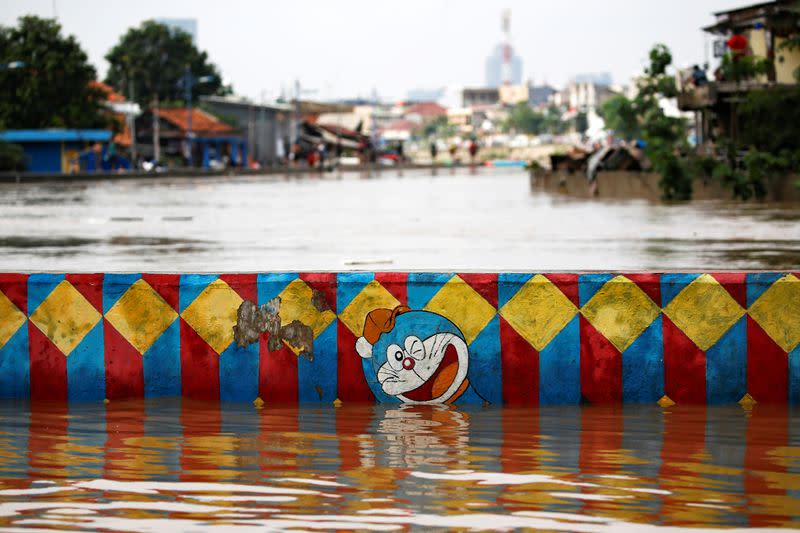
[0,272,798,405]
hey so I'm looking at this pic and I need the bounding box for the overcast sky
[2,0,745,102]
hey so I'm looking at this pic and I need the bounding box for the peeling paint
[311,288,332,313]
[234,297,280,348]
[234,297,314,360]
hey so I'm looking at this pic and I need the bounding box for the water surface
[1,169,798,272]
[0,400,798,531]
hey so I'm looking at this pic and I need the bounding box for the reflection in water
[0,401,798,530]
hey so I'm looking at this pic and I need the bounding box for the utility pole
[129,79,138,165]
[294,79,301,145]
[153,94,160,163]
[184,65,194,167]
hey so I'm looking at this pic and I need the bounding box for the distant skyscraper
[486,45,522,88]
[156,18,198,44]
[485,11,522,88]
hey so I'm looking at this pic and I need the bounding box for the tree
[600,95,640,140]
[503,103,545,134]
[105,21,226,107]
[631,44,690,200]
[0,16,109,129]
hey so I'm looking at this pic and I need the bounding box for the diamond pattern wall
[0,272,797,405]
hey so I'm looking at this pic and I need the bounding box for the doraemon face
[357,310,469,404]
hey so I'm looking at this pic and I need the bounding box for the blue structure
[0,130,128,173]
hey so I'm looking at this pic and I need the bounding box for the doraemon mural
[356,306,487,404]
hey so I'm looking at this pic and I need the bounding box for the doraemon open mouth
[402,343,461,402]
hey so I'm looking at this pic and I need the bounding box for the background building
[200,95,293,166]
[485,44,523,88]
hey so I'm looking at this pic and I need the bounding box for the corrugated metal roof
[0,130,112,142]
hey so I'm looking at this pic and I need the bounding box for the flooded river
[1,168,798,272]
[0,401,798,531]
[2,170,800,531]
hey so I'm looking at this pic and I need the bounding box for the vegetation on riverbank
[602,43,800,201]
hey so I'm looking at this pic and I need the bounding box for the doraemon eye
[387,344,404,370]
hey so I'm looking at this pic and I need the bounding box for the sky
[1,0,747,103]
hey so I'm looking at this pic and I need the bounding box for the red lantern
[727,34,748,54]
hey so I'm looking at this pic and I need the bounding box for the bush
[653,150,691,201]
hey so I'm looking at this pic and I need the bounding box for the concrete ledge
[0,272,797,405]
[531,170,800,202]
[0,163,475,184]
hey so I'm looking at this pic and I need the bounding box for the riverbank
[0,162,482,184]
[531,169,800,203]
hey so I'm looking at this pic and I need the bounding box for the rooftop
[0,129,112,142]
[156,108,235,135]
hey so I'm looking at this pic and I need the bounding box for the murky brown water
[0,401,798,531]
[1,169,799,272]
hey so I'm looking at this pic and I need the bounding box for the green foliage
[654,151,691,201]
[719,52,772,83]
[600,95,640,140]
[503,104,572,135]
[0,16,109,129]
[737,86,800,153]
[711,144,794,201]
[105,20,225,106]
[646,44,672,76]
[0,140,25,171]
[633,44,691,199]
[687,154,717,178]
[421,115,456,138]
[503,103,545,134]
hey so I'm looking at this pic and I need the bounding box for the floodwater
[2,170,800,531]
[1,168,799,272]
[0,401,798,531]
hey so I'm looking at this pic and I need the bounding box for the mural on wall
[355,306,485,404]
[0,272,798,405]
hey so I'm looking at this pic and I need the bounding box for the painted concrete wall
[0,272,797,405]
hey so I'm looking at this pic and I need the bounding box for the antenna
[501,9,512,86]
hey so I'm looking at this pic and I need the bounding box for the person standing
[317,142,327,170]
[430,140,438,163]
[468,139,479,164]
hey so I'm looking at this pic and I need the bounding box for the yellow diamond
[277,279,336,338]
[180,279,243,354]
[0,290,26,350]
[581,276,660,352]
[106,279,178,355]
[739,393,757,409]
[748,274,800,353]
[657,395,675,407]
[424,275,496,344]
[339,279,400,337]
[29,280,101,356]
[499,274,578,351]
[663,274,745,352]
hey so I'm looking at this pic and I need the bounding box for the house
[404,102,447,124]
[677,0,800,143]
[135,107,246,168]
[462,87,500,108]
[381,120,416,142]
[702,0,800,84]
[0,129,114,173]
[200,95,293,166]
